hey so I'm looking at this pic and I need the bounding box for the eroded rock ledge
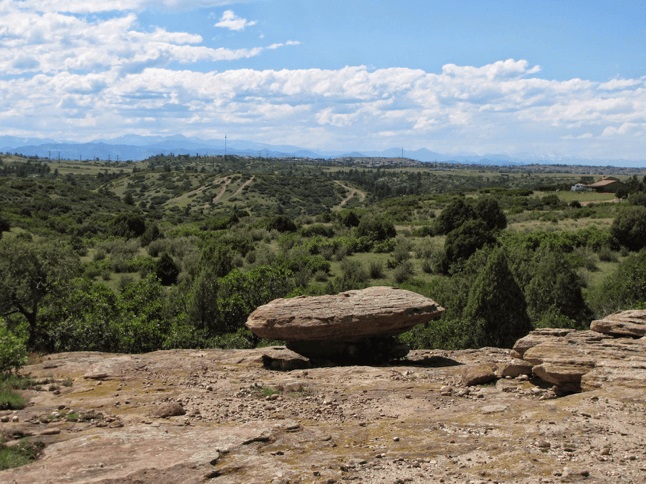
[512,310,646,394]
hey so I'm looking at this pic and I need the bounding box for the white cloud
[9,1,244,14]
[0,2,644,160]
[215,10,256,31]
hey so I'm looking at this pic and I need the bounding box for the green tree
[435,198,475,235]
[611,206,646,251]
[0,215,9,237]
[0,238,80,349]
[201,243,234,278]
[117,275,169,352]
[111,212,147,238]
[356,215,396,242]
[462,248,532,348]
[267,215,297,233]
[474,196,507,232]
[524,249,589,327]
[340,211,360,228]
[140,223,162,247]
[44,279,120,353]
[156,252,180,286]
[186,266,220,332]
[444,219,497,268]
[591,248,646,316]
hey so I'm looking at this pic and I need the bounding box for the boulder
[496,359,533,378]
[462,363,497,386]
[153,403,186,418]
[590,310,646,338]
[246,286,444,342]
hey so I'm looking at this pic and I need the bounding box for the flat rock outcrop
[3,347,644,483]
[512,310,646,394]
[246,286,444,341]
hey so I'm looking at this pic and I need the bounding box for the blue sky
[0,0,644,161]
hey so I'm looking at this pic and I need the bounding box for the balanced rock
[246,286,444,342]
[590,310,646,338]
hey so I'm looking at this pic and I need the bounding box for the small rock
[153,403,186,418]
[481,404,508,414]
[462,364,497,386]
[440,386,453,396]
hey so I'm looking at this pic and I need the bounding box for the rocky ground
[1,341,644,483]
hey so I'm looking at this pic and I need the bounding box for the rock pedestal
[246,286,444,363]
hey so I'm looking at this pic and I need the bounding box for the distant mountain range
[0,134,643,167]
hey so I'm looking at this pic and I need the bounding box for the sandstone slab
[513,327,646,393]
[590,309,646,338]
[2,348,645,483]
[246,286,444,342]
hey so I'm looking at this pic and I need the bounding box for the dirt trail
[231,175,255,198]
[335,181,366,209]
[213,177,232,203]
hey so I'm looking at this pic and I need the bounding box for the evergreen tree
[444,219,497,267]
[474,196,507,232]
[525,249,589,326]
[462,247,532,348]
[156,252,179,286]
[435,198,475,235]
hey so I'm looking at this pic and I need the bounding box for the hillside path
[334,181,366,209]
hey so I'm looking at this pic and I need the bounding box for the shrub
[0,215,10,234]
[110,212,147,238]
[628,192,646,207]
[393,260,415,283]
[356,216,396,242]
[300,224,335,238]
[368,261,385,279]
[591,249,646,316]
[267,215,298,233]
[611,206,646,251]
[0,319,27,374]
[0,439,44,470]
[140,223,162,247]
[597,246,618,262]
[340,211,360,228]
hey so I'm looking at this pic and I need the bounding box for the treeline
[2,157,646,372]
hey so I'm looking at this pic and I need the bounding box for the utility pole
[224,134,227,163]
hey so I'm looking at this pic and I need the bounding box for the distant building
[586,176,627,193]
[570,183,587,192]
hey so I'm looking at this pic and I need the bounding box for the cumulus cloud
[0,4,290,76]
[0,2,644,160]
[10,0,243,14]
[215,10,256,31]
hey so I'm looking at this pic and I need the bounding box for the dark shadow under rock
[286,337,409,365]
